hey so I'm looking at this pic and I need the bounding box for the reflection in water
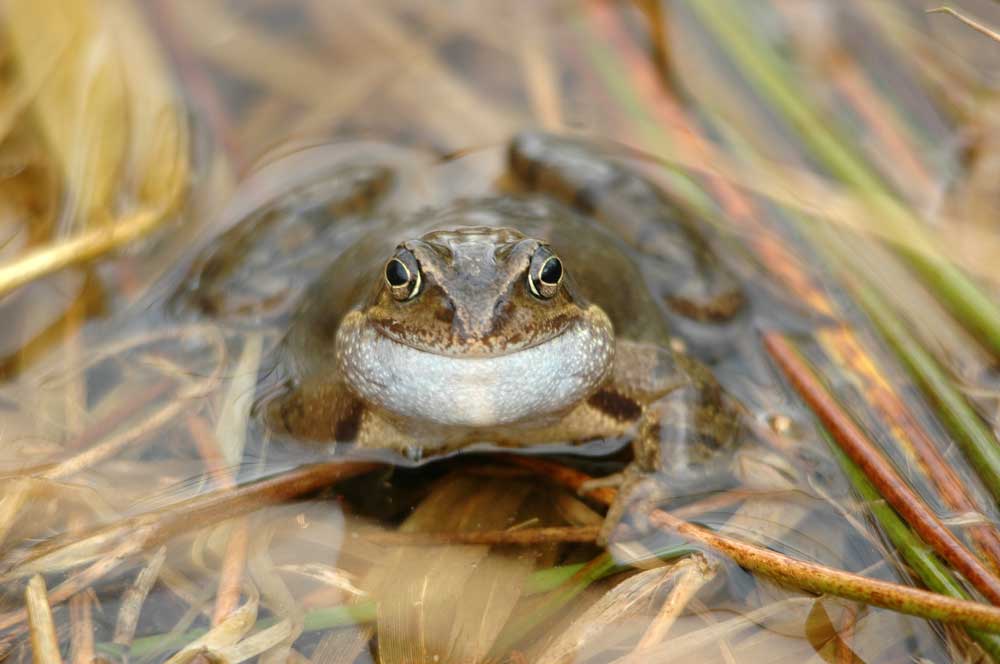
[2,1,1000,662]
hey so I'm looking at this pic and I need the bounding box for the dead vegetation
[2,1,1000,662]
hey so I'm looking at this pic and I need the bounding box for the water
[2,1,1000,662]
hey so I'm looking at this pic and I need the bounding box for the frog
[177,131,746,534]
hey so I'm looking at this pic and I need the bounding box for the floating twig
[508,456,1000,634]
[113,546,167,648]
[848,282,1000,503]
[360,525,600,547]
[0,206,174,299]
[630,554,719,656]
[763,332,1000,607]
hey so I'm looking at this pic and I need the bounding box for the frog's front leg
[590,345,742,542]
[638,353,742,477]
[265,376,414,448]
[508,131,744,324]
[523,338,688,441]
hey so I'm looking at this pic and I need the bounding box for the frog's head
[335,225,614,428]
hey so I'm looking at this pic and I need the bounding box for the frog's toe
[579,471,627,496]
[594,468,668,546]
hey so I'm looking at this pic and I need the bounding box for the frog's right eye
[385,251,421,300]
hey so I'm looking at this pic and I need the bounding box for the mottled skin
[509,133,744,325]
[178,133,744,512]
[259,133,743,478]
[174,163,395,319]
[275,198,666,451]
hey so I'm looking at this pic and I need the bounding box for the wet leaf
[368,475,537,664]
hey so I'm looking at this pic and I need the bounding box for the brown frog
[180,131,746,526]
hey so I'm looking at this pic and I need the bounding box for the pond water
[2,1,1000,662]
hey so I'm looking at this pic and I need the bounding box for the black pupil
[386,259,410,287]
[540,257,562,284]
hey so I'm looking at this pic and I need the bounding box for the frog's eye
[528,248,563,299]
[385,250,421,300]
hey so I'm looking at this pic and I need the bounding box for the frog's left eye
[528,248,563,299]
[385,250,421,301]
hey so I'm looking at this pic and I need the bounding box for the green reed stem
[824,429,1000,660]
[684,0,1000,358]
[851,281,1000,502]
[570,8,718,218]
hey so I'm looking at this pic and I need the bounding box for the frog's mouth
[366,307,583,359]
[335,308,614,428]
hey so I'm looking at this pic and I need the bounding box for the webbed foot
[585,465,670,546]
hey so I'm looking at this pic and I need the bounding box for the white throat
[336,312,614,428]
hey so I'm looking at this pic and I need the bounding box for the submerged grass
[0,0,188,298]
[853,279,1000,502]
[823,428,1000,660]
[3,1,1000,662]
[684,0,1000,358]
[99,551,686,661]
[577,1,1000,658]
[762,333,1000,609]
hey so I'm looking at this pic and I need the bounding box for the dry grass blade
[0,207,174,298]
[360,525,600,546]
[535,565,673,664]
[113,546,167,647]
[187,413,251,627]
[0,479,34,557]
[67,590,94,664]
[4,0,126,233]
[0,538,136,640]
[0,328,226,550]
[45,379,206,480]
[26,575,62,664]
[213,519,251,626]
[630,556,719,655]
[215,619,294,664]
[0,459,379,638]
[0,0,188,297]
[536,555,717,664]
[106,0,189,207]
[9,0,188,215]
[248,523,302,664]
[163,582,259,664]
[614,597,822,662]
[928,7,1000,43]
[215,334,264,468]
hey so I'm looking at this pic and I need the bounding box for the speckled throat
[335,306,614,428]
